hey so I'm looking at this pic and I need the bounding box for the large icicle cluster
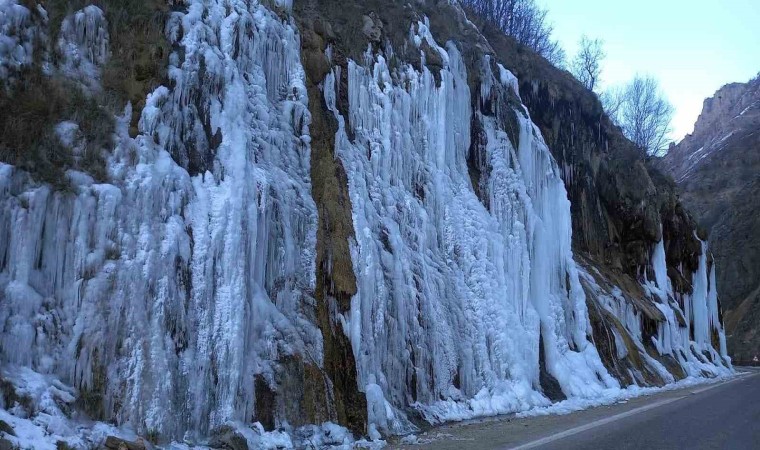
[645,238,730,373]
[321,21,617,433]
[1,0,321,443]
[581,233,731,388]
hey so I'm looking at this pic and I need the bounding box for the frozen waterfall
[1,0,319,440]
[321,21,616,431]
[638,236,730,377]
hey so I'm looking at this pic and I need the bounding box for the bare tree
[600,87,624,125]
[462,0,566,66]
[606,75,674,155]
[571,35,605,91]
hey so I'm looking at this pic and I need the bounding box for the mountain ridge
[660,74,760,363]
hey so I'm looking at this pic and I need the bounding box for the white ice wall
[322,21,618,432]
[0,0,320,439]
[56,5,109,90]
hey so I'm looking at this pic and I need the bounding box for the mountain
[0,0,731,448]
[660,75,760,364]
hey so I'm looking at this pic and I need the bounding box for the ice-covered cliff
[0,0,732,448]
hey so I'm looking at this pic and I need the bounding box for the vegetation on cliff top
[0,0,169,186]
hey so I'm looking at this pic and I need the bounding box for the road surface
[390,368,760,450]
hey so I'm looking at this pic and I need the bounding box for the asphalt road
[390,369,760,450]
[534,370,760,450]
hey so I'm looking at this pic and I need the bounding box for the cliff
[0,0,731,448]
[660,76,760,363]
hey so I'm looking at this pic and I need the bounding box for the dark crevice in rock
[538,334,566,402]
[253,375,276,431]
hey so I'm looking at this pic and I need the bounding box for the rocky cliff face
[660,76,760,363]
[0,0,731,448]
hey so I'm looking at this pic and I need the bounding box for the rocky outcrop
[303,24,368,433]
[102,436,147,450]
[295,0,728,422]
[660,76,760,362]
[461,20,701,284]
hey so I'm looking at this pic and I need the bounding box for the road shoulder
[389,368,758,450]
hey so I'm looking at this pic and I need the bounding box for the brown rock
[208,425,249,450]
[361,13,383,43]
[0,420,14,437]
[0,438,15,450]
[102,436,146,450]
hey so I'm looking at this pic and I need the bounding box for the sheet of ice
[497,62,520,97]
[649,237,673,301]
[645,236,731,375]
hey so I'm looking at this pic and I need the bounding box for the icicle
[0,0,734,443]
[641,234,732,377]
[324,22,617,429]
[0,0,320,440]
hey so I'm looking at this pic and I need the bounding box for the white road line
[506,397,685,450]
[507,374,753,450]
[689,376,740,395]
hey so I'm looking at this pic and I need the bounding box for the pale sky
[538,0,760,142]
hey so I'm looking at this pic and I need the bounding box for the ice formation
[646,237,729,369]
[2,0,322,442]
[56,5,109,90]
[0,0,37,80]
[0,0,732,447]
[321,22,623,431]
[318,15,728,433]
[632,235,730,379]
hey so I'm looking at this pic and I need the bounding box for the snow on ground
[1,369,736,449]
[516,373,734,418]
[0,365,382,449]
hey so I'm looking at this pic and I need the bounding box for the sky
[538,0,760,142]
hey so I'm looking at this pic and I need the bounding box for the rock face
[660,76,760,363]
[0,0,732,447]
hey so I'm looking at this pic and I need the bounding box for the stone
[102,436,146,450]
[361,13,383,43]
[0,420,14,437]
[208,426,249,450]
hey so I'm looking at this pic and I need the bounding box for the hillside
[660,76,760,363]
[0,0,731,448]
